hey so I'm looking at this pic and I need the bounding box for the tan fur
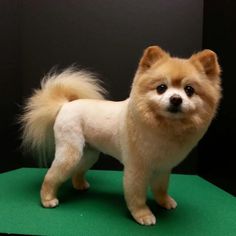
[124,46,221,224]
[20,45,222,226]
[130,49,221,131]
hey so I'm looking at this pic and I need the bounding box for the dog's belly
[64,99,128,161]
[84,120,121,160]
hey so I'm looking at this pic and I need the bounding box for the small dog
[21,45,221,225]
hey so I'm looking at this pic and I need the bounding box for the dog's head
[130,45,222,130]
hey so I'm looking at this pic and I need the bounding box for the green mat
[0,168,235,235]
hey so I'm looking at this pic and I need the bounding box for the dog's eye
[184,85,195,97]
[156,84,167,94]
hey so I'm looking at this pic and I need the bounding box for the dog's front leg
[151,170,177,210]
[123,163,156,225]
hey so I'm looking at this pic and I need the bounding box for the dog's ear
[190,49,221,78]
[139,46,169,72]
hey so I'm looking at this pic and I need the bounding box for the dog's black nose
[170,95,182,106]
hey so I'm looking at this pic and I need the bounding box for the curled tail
[20,68,106,166]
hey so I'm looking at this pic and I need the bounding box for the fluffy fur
[20,68,106,166]
[20,45,221,225]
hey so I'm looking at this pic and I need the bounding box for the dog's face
[130,46,222,129]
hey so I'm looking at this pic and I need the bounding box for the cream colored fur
[21,46,222,226]
[20,68,105,165]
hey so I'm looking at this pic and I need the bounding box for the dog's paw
[136,213,156,226]
[132,209,156,226]
[41,198,59,208]
[72,179,90,191]
[157,195,177,210]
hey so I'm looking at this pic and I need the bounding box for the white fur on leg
[42,198,59,208]
[133,210,156,226]
[72,178,90,191]
[157,195,177,210]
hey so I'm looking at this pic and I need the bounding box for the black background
[0,0,235,195]
[199,0,236,195]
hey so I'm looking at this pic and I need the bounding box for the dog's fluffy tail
[20,68,106,166]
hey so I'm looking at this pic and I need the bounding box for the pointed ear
[139,46,169,72]
[190,49,221,78]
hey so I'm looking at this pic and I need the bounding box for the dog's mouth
[167,105,182,114]
[161,105,185,119]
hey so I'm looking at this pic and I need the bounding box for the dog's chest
[133,129,199,170]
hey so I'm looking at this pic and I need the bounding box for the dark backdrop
[1,0,235,195]
[198,0,236,195]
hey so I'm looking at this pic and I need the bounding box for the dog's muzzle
[168,95,183,113]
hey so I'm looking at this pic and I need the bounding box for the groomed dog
[20,45,221,225]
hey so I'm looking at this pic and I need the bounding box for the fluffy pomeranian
[20,45,221,225]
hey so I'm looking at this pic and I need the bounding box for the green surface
[0,168,236,236]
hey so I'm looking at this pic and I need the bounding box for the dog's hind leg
[72,148,99,190]
[40,127,85,208]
